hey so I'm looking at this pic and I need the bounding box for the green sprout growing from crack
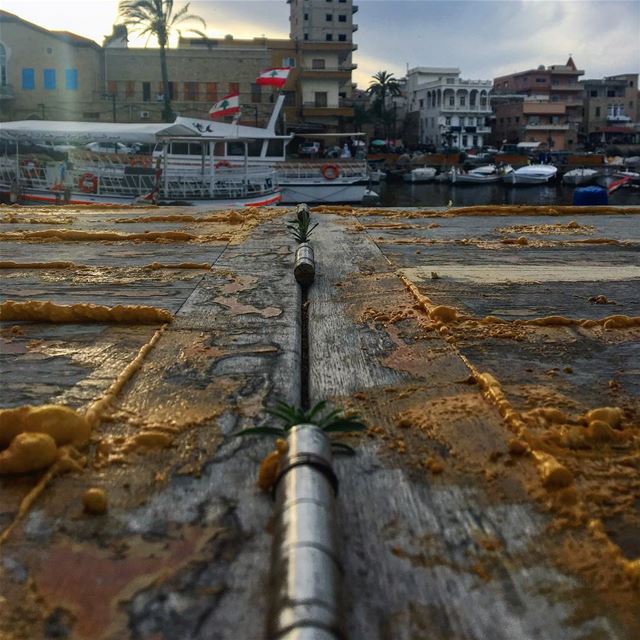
[287,210,318,244]
[237,400,365,455]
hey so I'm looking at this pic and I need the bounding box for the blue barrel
[573,186,608,206]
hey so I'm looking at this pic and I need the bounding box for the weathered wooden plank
[0,210,300,640]
[307,213,633,639]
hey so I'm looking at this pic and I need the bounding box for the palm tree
[367,71,401,139]
[118,0,207,122]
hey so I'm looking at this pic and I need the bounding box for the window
[0,44,7,87]
[108,80,118,95]
[125,81,135,98]
[304,13,308,20]
[314,91,328,107]
[142,82,151,102]
[282,57,296,67]
[65,68,78,90]
[445,116,451,125]
[595,106,601,117]
[229,82,239,95]
[590,90,598,97]
[535,78,546,83]
[326,14,333,21]
[251,82,261,103]
[419,99,424,108]
[325,34,333,41]
[304,34,308,40]
[338,14,346,22]
[607,90,615,97]
[43,68,56,90]
[459,96,465,106]
[449,97,454,106]
[338,34,346,41]
[206,82,218,102]
[312,59,326,69]
[184,82,199,101]
[22,68,35,90]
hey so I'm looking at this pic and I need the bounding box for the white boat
[450,164,513,184]
[503,164,558,185]
[562,168,599,185]
[403,167,437,183]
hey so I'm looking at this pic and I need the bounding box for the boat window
[214,142,225,155]
[188,143,204,156]
[172,142,190,155]
[247,141,262,157]
[267,140,285,157]
[227,141,245,156]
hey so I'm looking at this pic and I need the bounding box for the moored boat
[403,167,437,184]
[562,168,599,186]
[451,164,513,184]
[503,164,558,185]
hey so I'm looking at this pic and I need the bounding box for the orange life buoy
[321,163,340,180]
[215,160,232,169]
[78,173,98,194]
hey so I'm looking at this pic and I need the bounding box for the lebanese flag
[256,67,290,88]
[208,93,240,119]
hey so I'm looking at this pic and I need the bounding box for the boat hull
[279,179,369,204]
[562,170,598,186]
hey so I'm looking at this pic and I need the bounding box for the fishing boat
[450,164,513,184]
[503,164,558,185]
[0,115,286,207]
[403,167,437,184]
[562,168,599,186]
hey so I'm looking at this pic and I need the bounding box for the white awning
[0,120,200,144]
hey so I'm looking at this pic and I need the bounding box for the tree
[366,70,401,139]
[118,0,207,122]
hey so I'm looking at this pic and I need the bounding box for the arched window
[0,43,7,87]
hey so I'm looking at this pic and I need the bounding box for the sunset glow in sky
[2,0,638,87]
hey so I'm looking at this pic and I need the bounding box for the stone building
[492,57,584,151]
[580,73,638,145]
[0,2,357,132]
[0,10,104,121]
[406,67,492,150]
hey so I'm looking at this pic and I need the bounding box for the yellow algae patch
[602,315,640,329]
[497,221,595,235]
[0,261,81,270]
[0,432,58,474]
[429,305,459,323]
[501,236,529,245]
[480,315,508,325]
[143,262,211,270]
[534,452,574,490]
[585,407,622,429]
[82,488,108,514]
[130,431,173,449]
[0,229,200,242]
[526,315,579,327]
[0,300,172,324]
[213,296,282,318]
[0,405,91,447]
[257,438,288,492]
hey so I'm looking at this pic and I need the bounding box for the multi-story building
[286,0,357,131]
[1,2,357,132]
[581,73,638,145]
[0,10,104,121]
[406,67,492,150]
[492,57,584,151]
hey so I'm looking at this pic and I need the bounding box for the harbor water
[375,180,640,207]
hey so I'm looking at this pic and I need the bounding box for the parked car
[298,141,320,157]
[85,141,137,155]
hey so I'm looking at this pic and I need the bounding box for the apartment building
[407,67,492,150]
[492,57,584,151]
[286,0,357,131]
[581,73,638,145]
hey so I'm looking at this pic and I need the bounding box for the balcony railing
[302,64,357,72]
[352,4,359,13]
[607,114,632,122]
[439,104,492,113]
[352,24,358,32]
[524,124,570,130]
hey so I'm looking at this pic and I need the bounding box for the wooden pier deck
[1,204,639,639]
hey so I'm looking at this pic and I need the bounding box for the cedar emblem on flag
[208,92,240,119]
[256,67,291,88]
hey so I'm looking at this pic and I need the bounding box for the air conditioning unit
[139,111,150,119]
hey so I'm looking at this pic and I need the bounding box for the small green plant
[237,400,365,455]
[287,210,318,244]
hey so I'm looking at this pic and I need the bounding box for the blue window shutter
[44,68,56,90]
[65,68,78,90]
[22,68,35,90]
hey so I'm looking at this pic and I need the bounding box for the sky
[2,0,639,87]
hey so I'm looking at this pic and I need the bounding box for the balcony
[524,123,570,131]
[352,4,359,13]
[440,104,492,113]
[607,114,632,122]
[352,24,358,32]
[302,101,354,117]
[302,64,357,72]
